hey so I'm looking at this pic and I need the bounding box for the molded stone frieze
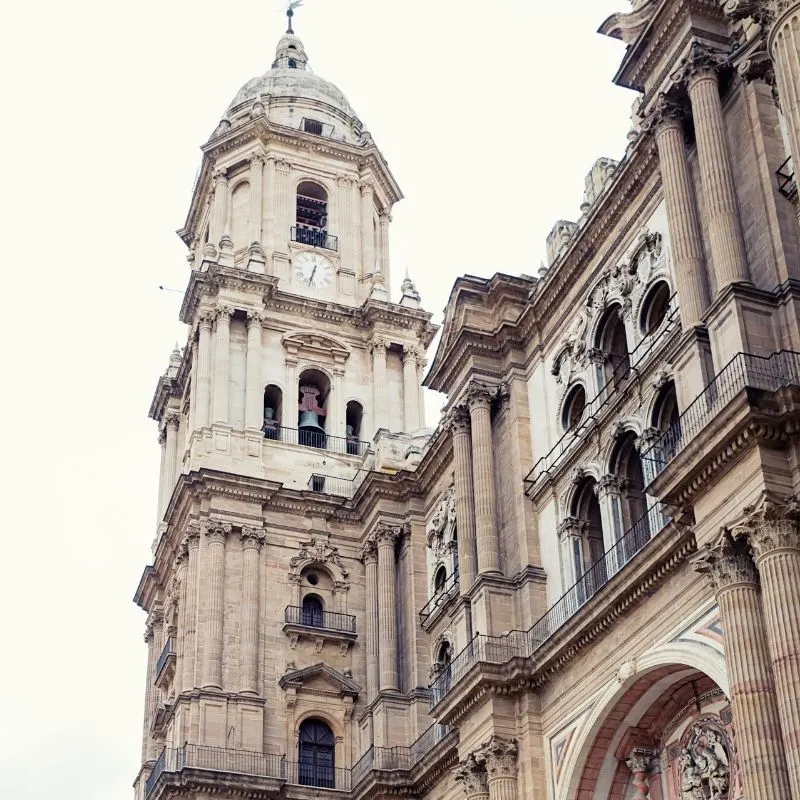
[672,41,724,88]
[204,520,232,544]
[478,736,518,778]
[731,493,800,559]
[240,527,266,549]
[692,534,758,590]
[453,753,489,798]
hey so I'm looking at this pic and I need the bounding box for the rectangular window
[303,118,323,136]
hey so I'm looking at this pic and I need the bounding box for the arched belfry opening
[295,181,329,247]
[298,718,335,788]
[297,369,330,448]
[263,384,283,439]
[595,304,631,389]
[345,401,363,454]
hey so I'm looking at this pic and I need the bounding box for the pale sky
[1,2,635,797]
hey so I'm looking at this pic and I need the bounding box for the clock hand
[310,265,317,283]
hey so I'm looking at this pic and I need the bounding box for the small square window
[303,119,324,136]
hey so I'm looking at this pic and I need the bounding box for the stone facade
[134,4,800,800]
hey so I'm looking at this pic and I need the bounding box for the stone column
[141,620,157,761]
[645,94,709,327]
[376,522,404,692]
[625,751,653,800]
[156,431,166,525]
[360,537,380,701]
[201,521,231,690]
[330,368,345,440]
[378,211,391,283]
[417,355,427,427]
[479,737,518,800]
[693,535,791,799]
[146,611,165,760]
[240,527,265,695]
[275,159,292,249]
[212,305,233,425]
[248,153,264,246]
[557,517,588,591]
[195,312,213,431]
[371,337,389,432]
[211,169,229,246]
[264,156,277,260]
[182,527,200,691]
[454,753,489,800]
[770,3,800,214]
[244,312,264,432]
[162,412,180,517]
[175,543,188,695]
[337,175,355,268]
[594,475,625,571]
[402,345,420,432]
[447,406,478,591]
[734,499,800,797]
[678,43,749,289]
[360,180,375,276]
[467,382,501,575]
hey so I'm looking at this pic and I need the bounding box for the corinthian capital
[163,411,181,431]
[204,520,232,544]
[692,533,757,591]
[359,535,378,564]
[672,41,724,88]
[731,493,800,560]
[453,753,488,798]
[642,93,685,135]
[241,527,266,549]
[465,381,494,410]
[373,521,408,547]
[444,404,471,435]
[557,516,587,540]
[477,736,518,778]
[215,304,234,322]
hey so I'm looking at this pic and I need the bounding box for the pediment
[278,662,361,697]
[281,330,351,362]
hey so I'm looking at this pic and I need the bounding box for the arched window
[229,181,250,250]
[301,594,324,628]
[610,432,651,555]
[434,640,453,693]
[295,181,328,247]
[263,385,283,440]
[639,280,671,336]
[433,565,447,594]
[571,477,606,591]
[595,304,630,389]
[562,384,587,431]
[298,719,335,788]
[346,401,363,455]
[651,380,681,467]
[297,369,330,448]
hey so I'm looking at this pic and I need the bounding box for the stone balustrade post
[201,521,231,690]
[245,312,264,431]
[693,534,791,799]
[360,537,380,701]
[371,337,389,432]
[676,43,750,289]
[402,345,420,432]
[240,527,265,694]
[182,527,201,691]
[212,306,233,425]
[644,94,709,327]
[467,382,501,575]
[195,311,214,431]
[454,753,489,800]
[375,522,405,692]
[734,497,800,797]
[446,406,478,591]
[478,737,518,800]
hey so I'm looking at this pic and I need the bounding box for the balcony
[262,423,369,457]
[291,226,339,252]
[146,745,283,798]
[777,155,797,203]
[419,571,460,629]
[429,504,671,708]
[307,470,370,499]
[154,637,175,691]
[283,605,357,654]
[283,761,351,791]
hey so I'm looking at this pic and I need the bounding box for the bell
[298,410,326,448]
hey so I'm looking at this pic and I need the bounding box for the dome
[222,33,363,143]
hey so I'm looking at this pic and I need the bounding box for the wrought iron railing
[155,638,174,679]
[283,760,351,790]
[639,350,800,477]
[524,293,680,495]
[307,469,372,498]
[146,749,167,796]
[777,155,797,201]
[429,504,669,706]
[284,605,356,633]
[263,423,369,457]
[291,226,339,251]
[419,571,460,626]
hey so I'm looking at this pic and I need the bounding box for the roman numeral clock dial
[293,251,335,291]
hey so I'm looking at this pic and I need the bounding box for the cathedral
[133,2,800,798]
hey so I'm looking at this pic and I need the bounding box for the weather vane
[286,0,303,34]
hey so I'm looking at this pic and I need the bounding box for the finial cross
[286,0,303,34]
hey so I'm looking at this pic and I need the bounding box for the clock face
[293,250,335,290]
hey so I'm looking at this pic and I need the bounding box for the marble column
[195,312,213,430]
[479,737,518,800]
[594,475,624,571]
[376,522,403,692]
[212,306,233,425]
[646,94,709,327]
[402,345,420,432]
[454,753,489,800]
[360,537,380,701]
[360,180,375,276]
[693,535,791,799]
[162,412,180,517]
[678,43,749,288]
[467,383,501,575]
[248,153,264,246]
[202,521,231,690]
[244,312,264,431]
[770,2,800,214]
[625,751,653,800]
[211,169,229,246]
[240,527,265,695]
[447,406,478,591]
[371,337,389,432]
[141,620,157,761]
[417,355,427,427]
[182,527,201,691]
[734,500,800,797]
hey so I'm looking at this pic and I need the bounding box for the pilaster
[359,537,380,702]
[239,527,265,695]
[201,520,231,690]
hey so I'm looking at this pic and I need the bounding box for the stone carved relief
[426,485,457,557]
[679,723,730,799]
[288,538,349,585]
